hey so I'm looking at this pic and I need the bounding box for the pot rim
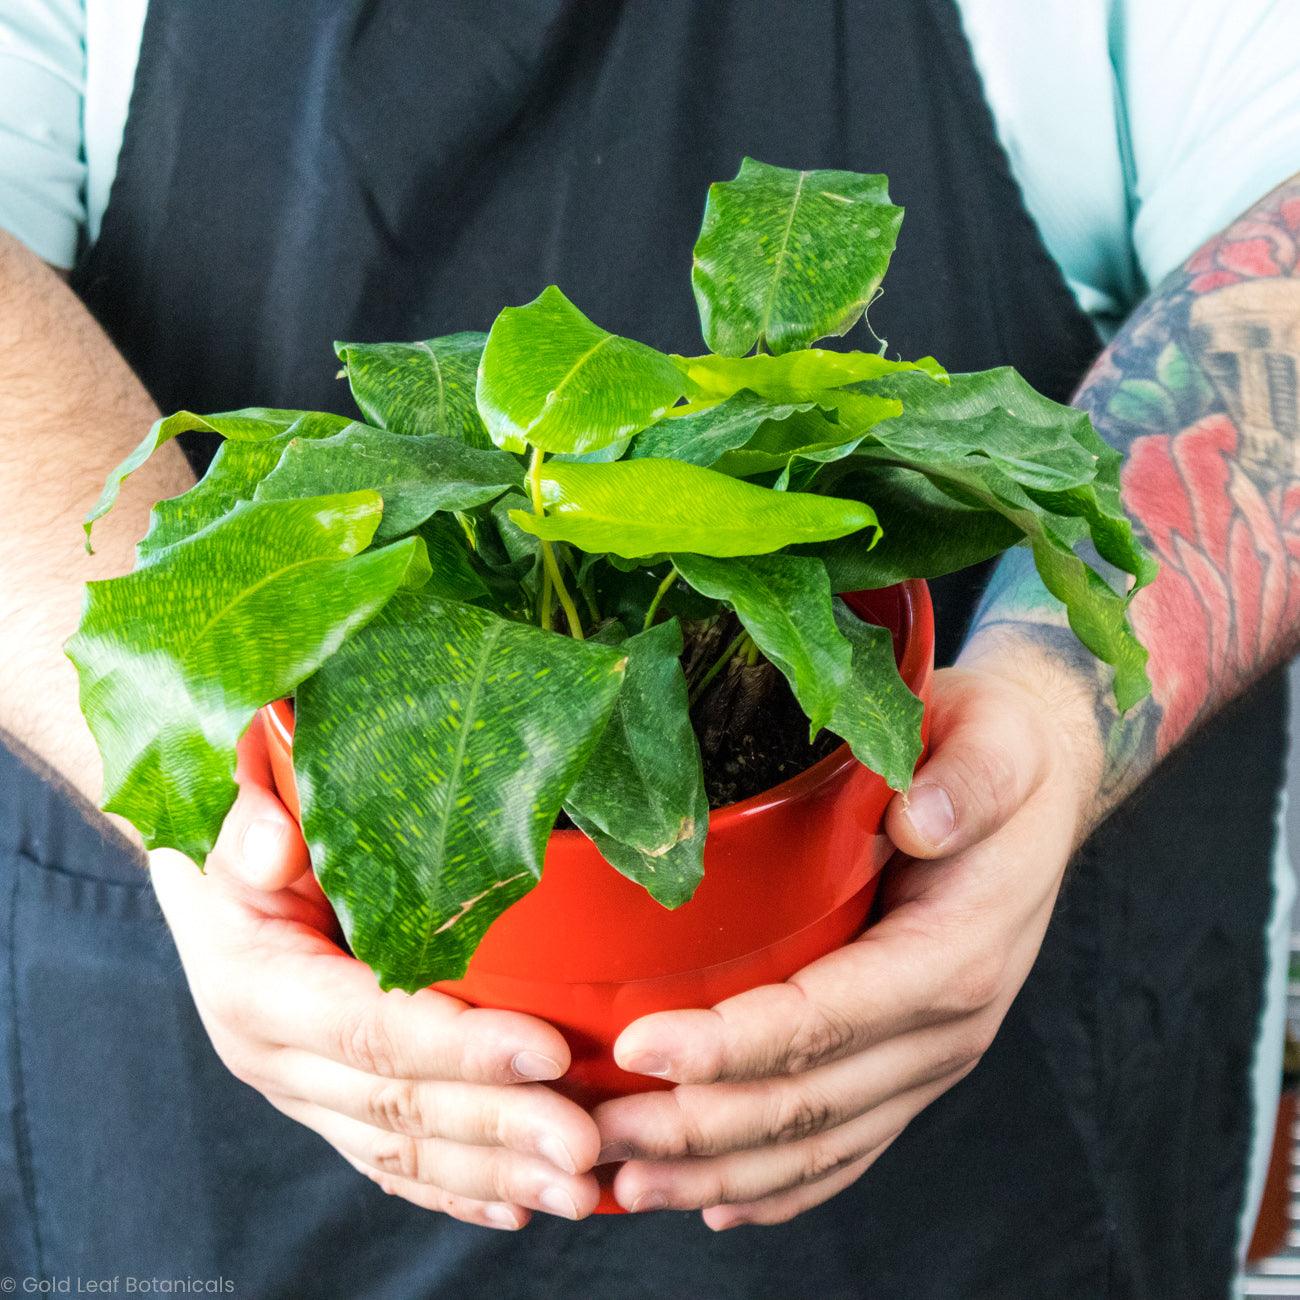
[262,577,933,829]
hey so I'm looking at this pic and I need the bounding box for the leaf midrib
[758,170,807,344]
[415,340,448,428]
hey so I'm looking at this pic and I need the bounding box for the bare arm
[967,171,1300,819]
[0,229,194,809]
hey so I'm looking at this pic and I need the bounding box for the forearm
[0,231,193,805]
[966,173,1300,825]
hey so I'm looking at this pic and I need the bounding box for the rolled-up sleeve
[1118,0,1300,290]
[0,0,85,268]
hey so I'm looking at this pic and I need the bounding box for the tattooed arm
[967,172,1300,820]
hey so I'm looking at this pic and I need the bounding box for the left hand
[592,653,1100,1228]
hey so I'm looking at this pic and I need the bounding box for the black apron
[0,2,1283,1295]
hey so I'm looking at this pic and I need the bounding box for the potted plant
[68,159,1154,1121]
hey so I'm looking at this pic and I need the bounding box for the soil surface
[683,616,841,809]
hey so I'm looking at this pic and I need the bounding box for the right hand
[149,722,601,1229]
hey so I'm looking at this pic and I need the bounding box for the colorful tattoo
[968,174,1300,811]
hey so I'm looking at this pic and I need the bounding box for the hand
[150,722,602,1229]
[593,655,1100,1228]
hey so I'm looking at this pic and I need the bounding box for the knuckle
[800,1139,859,1187]
[784,1005,856,1075]
[370,1133,423,1182]
[367,1078,428,1135]
[767,1087,838,1145]
[335,1005,400,1077]
[668,1090,718,1157]
[945,953,1004,1016]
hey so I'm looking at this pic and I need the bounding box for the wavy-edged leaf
[136,412,354,562]
[254,425,522,541]
[855,446,1151,708]
[293,595,627,989]
[802,468,1022,591]
[828,598,924,790]
[714,405,897,482]
[66,493,427,862]
[85,407,333,548]
[565,619,706,908]
[691,158,903,355]
[673,348,943,401]
[335,333,491,447]
[477,286,687,455]
[673,552,850,735]
[630,392,814,467]
[510,459,878,559]
[848,369,1105,491]
[417,515,491,604]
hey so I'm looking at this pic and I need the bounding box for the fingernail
[597,1141,633,1165]
[710,1214,747,1232]
[537,1133,577,1175]
[631,1190,667,1213]
[512,1051,563,1081]
[484,1203,521,1230]
[904,783,955,848]
[539,1185,579,1219]
[622,1051,672,1078]
[240,817,289,870]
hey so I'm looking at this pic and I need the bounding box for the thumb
[885,668,1051,860]
[210,723,310,892]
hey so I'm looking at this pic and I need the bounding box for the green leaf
[253,425,522,541]
[66,493,427,862]
[293,595,627,989]
[136,412,355,562]
[672,348,943,401]
[85,408,337,548]
[630,391,816,466]
[691,158,903,355]
[848,369,1103,491]
[714,405,896,481]
[827,599,924,791]
[510,459,879,558]
[673,552,850,736]
[335,333,492,447]
[802,468,1022,590]
[477,286,687,455]
[417,515,491,604]
[564,619,706,908]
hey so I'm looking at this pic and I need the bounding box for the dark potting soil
[682,615,841,810]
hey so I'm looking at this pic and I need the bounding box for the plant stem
[689,626,749,707]
[527,447,584,640]
[642,565,678,632]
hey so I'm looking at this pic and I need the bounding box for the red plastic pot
[261,581,933,1211]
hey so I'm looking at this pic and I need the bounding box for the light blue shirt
[3,0,1300,333]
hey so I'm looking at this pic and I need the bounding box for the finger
[268,1048,600,1173]
[884,668,1050,859]
[613,905,997,1084]
[701,1149,882,1231]
[340,1153,528,1231]
[595,1014,991,1159]
[209,721,310,892]
[612,1069,964,1213]
[239,967,574,1086]
[276,1096,599,1220]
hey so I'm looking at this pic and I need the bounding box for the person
[2,1,1298,1295]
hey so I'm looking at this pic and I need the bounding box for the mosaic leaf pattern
[67,493,426,862]
[254,424,522,540]
[692,158,903,355]
[335,333,492,447]
[293,596,627,989]
[477,287,687,455]
[564,619,706,907]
